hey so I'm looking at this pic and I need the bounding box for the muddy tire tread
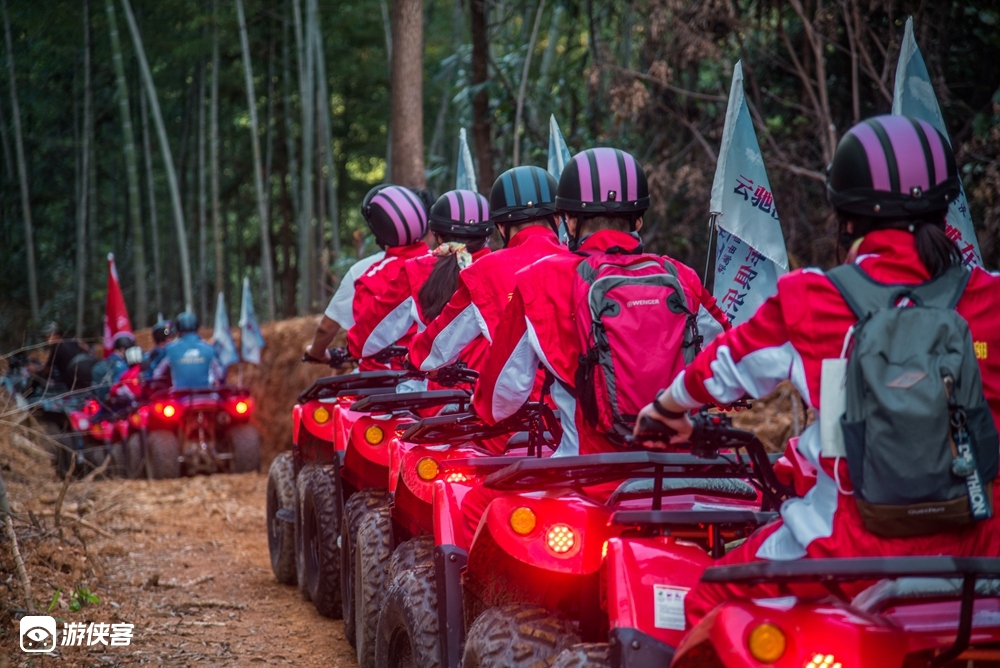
[146,430,181,480]
[341,488,389,647]
[355,504,393,668]
[266,452,297,585]
[375,564,442,668]
[299,464,343,617]
[551,644,611,668]
[461,604,581,668]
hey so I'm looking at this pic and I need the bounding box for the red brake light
[84,399,100,416]
[235,401,249,414]
[154,401,180,420]
[228,397,254,417]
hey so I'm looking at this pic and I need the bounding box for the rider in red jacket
[408,166,566,375]
[346,185,431,370]
[473,149,729,457]
[636,115,1000,628]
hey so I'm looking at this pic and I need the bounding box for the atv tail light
[162,404,176,418]
[747,623,786,663]
[364,425,385,445]
[509,507,536,535]
[235,400,250,414]
[416,457,439,481]
[445,472,468,483]
[84,399,100,416]
[153,401,179,419]
[313,406,330,424]
[805,654,841,668]
[546,524,576,554]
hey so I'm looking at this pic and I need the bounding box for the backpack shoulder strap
[824,264,894,319]
[907,264,972,310]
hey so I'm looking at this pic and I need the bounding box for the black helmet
[362,184,429,247]
[556,148,650,216]
[175,311,199,333]
[489,166,558,225]
[153,320,175,344]
[827,114,960,219]
[113,332,136,351]
[429,189,494,238]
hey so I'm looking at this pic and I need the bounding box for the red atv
[65,397,133,477]
[674,557,1000,668]
[131,386,261,479]
[372,410,785,668]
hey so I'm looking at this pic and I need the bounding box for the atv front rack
[702,556,1000,668]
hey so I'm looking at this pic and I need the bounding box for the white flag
[455,128,477,191]
[710,61,789,326]
[212,292,239,367]
[239,277,265,365]
[892,17,981,267]
[547,115,573,181]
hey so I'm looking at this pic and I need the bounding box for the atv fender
[341,414,407,492]
[432,479,472,550]
[604,537,710,653]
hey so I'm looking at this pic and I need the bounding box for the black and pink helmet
[362,184,429,247]
[827,115,960,219]
[555,147,650,216]
[429,189,494,238]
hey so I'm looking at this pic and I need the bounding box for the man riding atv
[37,321,96,391]
[152,311,224,389]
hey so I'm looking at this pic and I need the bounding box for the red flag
[103,253,133,357]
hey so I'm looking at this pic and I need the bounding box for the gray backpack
[827,263,998,538]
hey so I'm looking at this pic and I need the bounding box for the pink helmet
[363,184,429,247]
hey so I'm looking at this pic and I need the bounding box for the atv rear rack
[297,370,406,403]
[702,556,1000,668]
[349,389,471,414]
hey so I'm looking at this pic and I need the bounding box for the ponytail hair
[418,236,488,322]
[836,210,960,278]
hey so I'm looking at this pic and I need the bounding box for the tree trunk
[512,0,544,167]
[211,0,223,300]
[197,51,208,322]
[235,0,277,321]
[121,0,193,311]
[106,0,147,326]
[311,8,338,256]
[281,2,299,315]
[469,0,493,194]
[2,0,39,320]
[76,0,92,336]
[389,0,425,188]
[0,77,12,181]
[293,0,315,313]
[140,89,162,316]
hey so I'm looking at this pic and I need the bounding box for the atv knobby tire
[267,452,297,585]
[228,424,262,473]
[295,467,310,600]
[146,430,181,479]
[354,504,393,668]
[374,565,441,668]
[298,464,343,617]
[388,535,435,585]
[551,644,611,668]
[341,488,389,648]
[461,605,581,668]
[123,433,146,479]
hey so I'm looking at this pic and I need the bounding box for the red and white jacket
[409,226,565,373]
[346,241,428,370]
[665,229,1000,560]
[473,229,730,456]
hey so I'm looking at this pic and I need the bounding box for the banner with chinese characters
[892,17,981,267]
[709,61,789,325]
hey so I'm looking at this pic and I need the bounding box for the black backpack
[827,263,999,537]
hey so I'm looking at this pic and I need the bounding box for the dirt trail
[2,472,356,668]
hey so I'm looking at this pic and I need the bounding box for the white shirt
[324,252,386,329]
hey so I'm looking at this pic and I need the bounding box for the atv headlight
[747,623,785,663]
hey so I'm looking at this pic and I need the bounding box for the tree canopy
[0,0,998,349]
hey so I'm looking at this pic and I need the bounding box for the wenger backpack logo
[572,252,700,444]
[827,263,999,537]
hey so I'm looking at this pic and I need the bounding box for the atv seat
[607,477,758,506]
[852,577,1000,614]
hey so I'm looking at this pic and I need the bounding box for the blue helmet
[489,166,558,225]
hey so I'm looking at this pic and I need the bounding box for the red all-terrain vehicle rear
[141,386,260,479]
[673,557,1000,668]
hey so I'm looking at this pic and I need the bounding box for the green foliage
[68,585,100,611]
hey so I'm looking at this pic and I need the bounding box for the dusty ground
[1,448,356,667]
